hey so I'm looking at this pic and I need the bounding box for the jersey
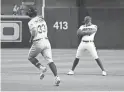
[28,16,48,40]
[79,24,97,41]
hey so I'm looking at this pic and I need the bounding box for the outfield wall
[1,8,124,49]
[1,8,79,48]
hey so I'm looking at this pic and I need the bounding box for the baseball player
[67,16,107,76]
[26,7,60,86]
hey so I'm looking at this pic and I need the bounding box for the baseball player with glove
[27,7,60,86]
[67,16,107,76]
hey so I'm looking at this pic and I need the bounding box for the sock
[72,58,79,71]
[29,57,41,69]
[36,62,42,69]
[49,62,57,76]
[95,58,105,71]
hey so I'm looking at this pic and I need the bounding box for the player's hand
[29,36,34,43]
[29,39,32,43]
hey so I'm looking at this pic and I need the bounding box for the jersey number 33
[37,24,46,33]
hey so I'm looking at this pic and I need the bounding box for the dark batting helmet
[26,7,37,17]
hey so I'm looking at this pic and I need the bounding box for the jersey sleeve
[28,23,35,30]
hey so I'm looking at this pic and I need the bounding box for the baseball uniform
[28,16,53,63]
[76,24,98,59]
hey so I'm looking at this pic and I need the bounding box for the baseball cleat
[40,66,47,73]
[39,66,47,80]
[67,70,74,75]
[55,76,60,86]
[102,71,107,76]
[40,73,45,80]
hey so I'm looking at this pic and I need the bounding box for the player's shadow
[62,72,124,76]
[8,71,124,76]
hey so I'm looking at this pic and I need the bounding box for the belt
[83,40,93,42]
[33,37,48,42]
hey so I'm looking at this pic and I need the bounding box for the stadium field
[1,49,124,91]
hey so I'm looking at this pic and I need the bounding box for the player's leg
[28,44,41,69]
[42,41,60,86]
[28,44,47,79]
[88,43,107,76]
[72,58,80,71]
[67,42,84,75]
[67,58,80,75]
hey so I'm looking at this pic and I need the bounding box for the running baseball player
[67,16,107,76]
[26,7,60,86]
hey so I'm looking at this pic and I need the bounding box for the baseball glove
[77,29,84,37]
[77,29,84,45]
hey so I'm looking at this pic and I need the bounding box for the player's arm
[77,26,84,36]
[29,28,36,43]
[28,23,36,43]
[82,26,97,35]
[29,35,34,43]
[77,26,84,44]
[43,21,48,32]
[82,29,96,35]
